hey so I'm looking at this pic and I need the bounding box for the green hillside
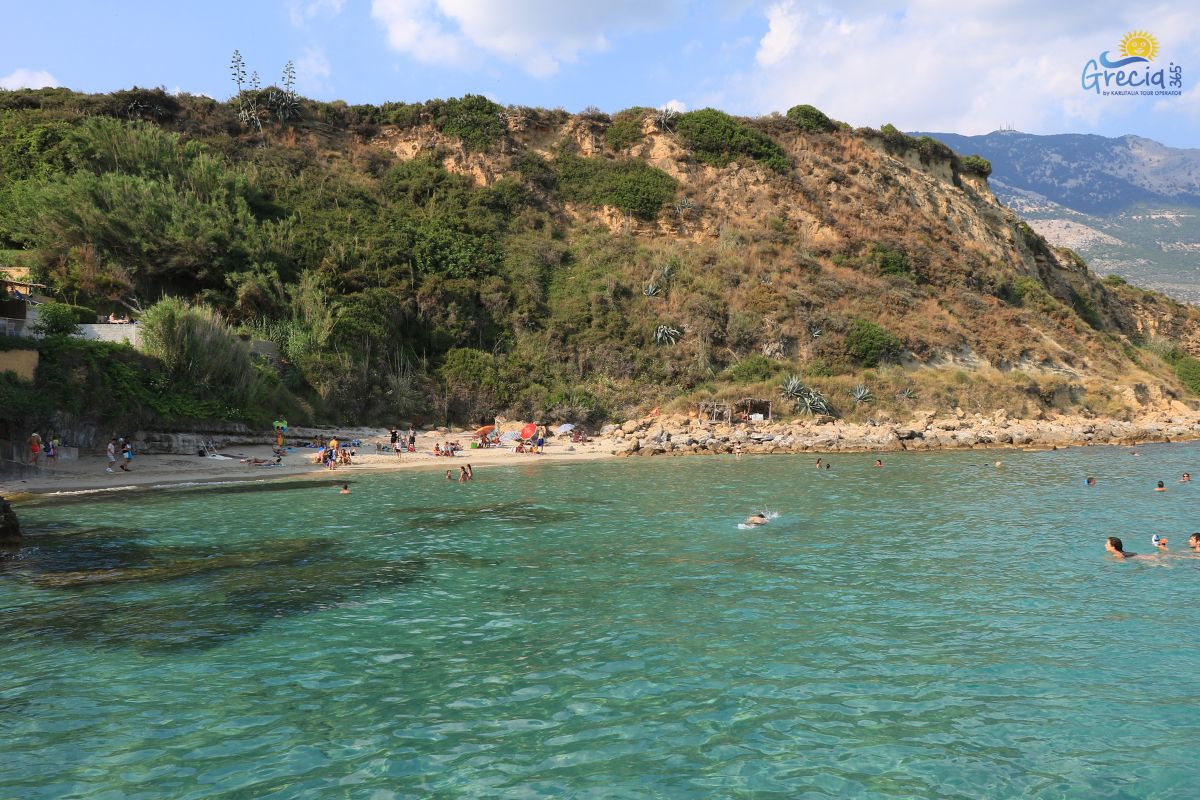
[2,86,1199,435]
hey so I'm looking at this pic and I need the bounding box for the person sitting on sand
[1152,534,1168,551]
[434,443,443,457]
[1105,536,1137,559]
[744,512,769,526]
[340,484,350,495]
[1156,481,1166,492]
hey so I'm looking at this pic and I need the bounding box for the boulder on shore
[0,496,20,546]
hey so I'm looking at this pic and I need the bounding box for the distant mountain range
[915,130,1200,303]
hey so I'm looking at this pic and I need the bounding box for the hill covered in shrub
[2,85,1199,433]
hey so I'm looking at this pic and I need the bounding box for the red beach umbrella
[519,423,538,440]
[474,425,495,437]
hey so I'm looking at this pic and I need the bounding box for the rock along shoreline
[602,409,1200,457]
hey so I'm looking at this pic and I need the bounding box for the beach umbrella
[499,430,520,442]
[554,423,575,434]
[474,425,495,437]
[519,422,538,440]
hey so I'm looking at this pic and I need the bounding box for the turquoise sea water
[3,446,1200,798]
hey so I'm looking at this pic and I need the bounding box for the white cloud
[371,0,684,77]
[731,0,1200,135]
[290,0,346,26]
[297,46,333,93]
[0,68,59,90]
[662,98,687,112]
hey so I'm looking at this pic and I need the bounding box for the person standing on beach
[121,439,134,471]
[536,426,546,454]
[106,439,118,473]
[390,428,399,456]
[27,432,42,466]
[408,428,416,453]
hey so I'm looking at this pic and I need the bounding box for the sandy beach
[0,428,617,499]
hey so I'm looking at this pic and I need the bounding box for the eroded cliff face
[369,111,1200,413]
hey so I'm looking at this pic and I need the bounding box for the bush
[428,95,504,151]
[557,152,677,220]
[138,297,261,405]
[960,154,992,177]
[844,319,904,367]
[605,107,647,151]
[869,244,910,276]
[723,354,783,383]
[1102,274,1127,287]
[1172,353,1200,396]
[675,109,789,172]
[31,301,88,336]
[786,104,835,133]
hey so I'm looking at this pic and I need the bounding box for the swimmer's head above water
[1156,481,1166,491]
[1085,477,1096,486]
[1190,532,1200,550]
[1106,536,1135,558]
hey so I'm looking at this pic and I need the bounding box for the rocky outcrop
[0,496,20,546]
[603,410,1200,458]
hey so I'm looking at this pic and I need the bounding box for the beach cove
[4,446,1200,797]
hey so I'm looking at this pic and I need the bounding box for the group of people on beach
[387,428,416,456]
[25,432,60,467]
[105,437,134,473]
[433,441,463,457]
[314,436,355,470]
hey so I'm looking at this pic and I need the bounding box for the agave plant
[780,374,807,400]
[674,197,695,217]
[801,389,833,416]
[809,325,823,339]
[643,281,661,297]
[850,384,874,404]
[657,260,676,283]
[654,324,681,345]
[897,386,918,401]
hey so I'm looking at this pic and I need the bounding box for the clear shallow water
[3,447,1200,798]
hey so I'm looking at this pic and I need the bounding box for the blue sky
[3,1,1198,147]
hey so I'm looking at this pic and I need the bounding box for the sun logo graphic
[1119,30,1158,61]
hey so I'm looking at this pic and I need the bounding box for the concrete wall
[78,323,142,346]
[0,349,38,381]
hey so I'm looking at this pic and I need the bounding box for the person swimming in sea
[1085,476,1096,486]
[1189,532,1200,551]
[873,459,883,467]
[815,458,823,469]
[1155,481,1166,492]
[1180,472,1192,483]
[744,512,769,526]
[1151,534,1168,551]
[339,483,350,495]
[1105,536,1137,559]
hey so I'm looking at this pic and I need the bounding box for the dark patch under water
[393,501,577,529]
[0,526,435,652]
